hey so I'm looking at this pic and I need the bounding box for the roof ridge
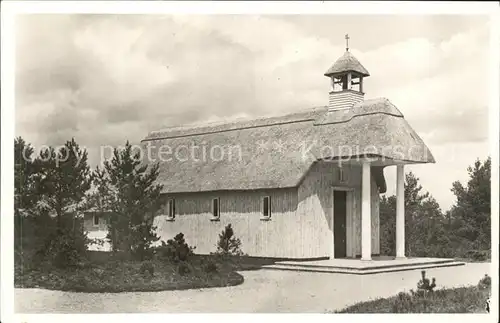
[151,106,327,131]
[143,106,328,141]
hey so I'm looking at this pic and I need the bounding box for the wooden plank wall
[154,188,299,257]
[153,161,381,259]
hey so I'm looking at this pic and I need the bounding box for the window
[211,198,220,220]
[167,199,175,221]
[261,196,271,220]
[93,214,99,226]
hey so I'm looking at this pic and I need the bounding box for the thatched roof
[142,98,434,194]
[324,51,370,77]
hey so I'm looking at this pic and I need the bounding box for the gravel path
[15,262,491,313]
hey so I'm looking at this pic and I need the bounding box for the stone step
[274,258,457,271]
[262,261,466,275]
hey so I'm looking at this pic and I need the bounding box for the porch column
[361,161,372,260]
[396,164,405,258]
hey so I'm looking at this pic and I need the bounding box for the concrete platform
[262,256,466,275]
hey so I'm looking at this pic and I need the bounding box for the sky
[15,14,492,211]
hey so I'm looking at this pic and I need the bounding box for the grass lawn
[336,278,491,313]
[14,251,274,293]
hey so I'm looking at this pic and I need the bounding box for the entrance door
[333,190,347,258]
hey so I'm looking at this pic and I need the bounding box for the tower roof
[324,51,370,77]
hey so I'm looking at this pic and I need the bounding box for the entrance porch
[328,157,419,260]
[299,156,466,274]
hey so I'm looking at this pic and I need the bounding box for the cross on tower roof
[345,34,350,52]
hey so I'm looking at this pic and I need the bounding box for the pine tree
[14,137,38,217]
[14,137,42,267]
[449,157,491,252]
[216,224,244,257]
[37,138,92,228]
[19,138,94,267]
[379,172,445,257]
[379,195,396,255]
[93,141,163,260]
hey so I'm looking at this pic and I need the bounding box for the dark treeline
[380,158,491,261]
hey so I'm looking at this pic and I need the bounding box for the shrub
[215,224,244,257]
[177,262,191,276]
[478,274,491,290]
[203,260,218,274]
[153,241,170,260]
[129,222,160,261]
[464,250,490,262]
[38,228,89,268]
[139,261,155,277]
[337,283,491,313]
[416,270,436,293]
[64,274,89,291]
[15,214,64,270]
[156,233,195,263]
[391,292,415,313]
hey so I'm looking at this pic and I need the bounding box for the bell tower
[324,34,370,111]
